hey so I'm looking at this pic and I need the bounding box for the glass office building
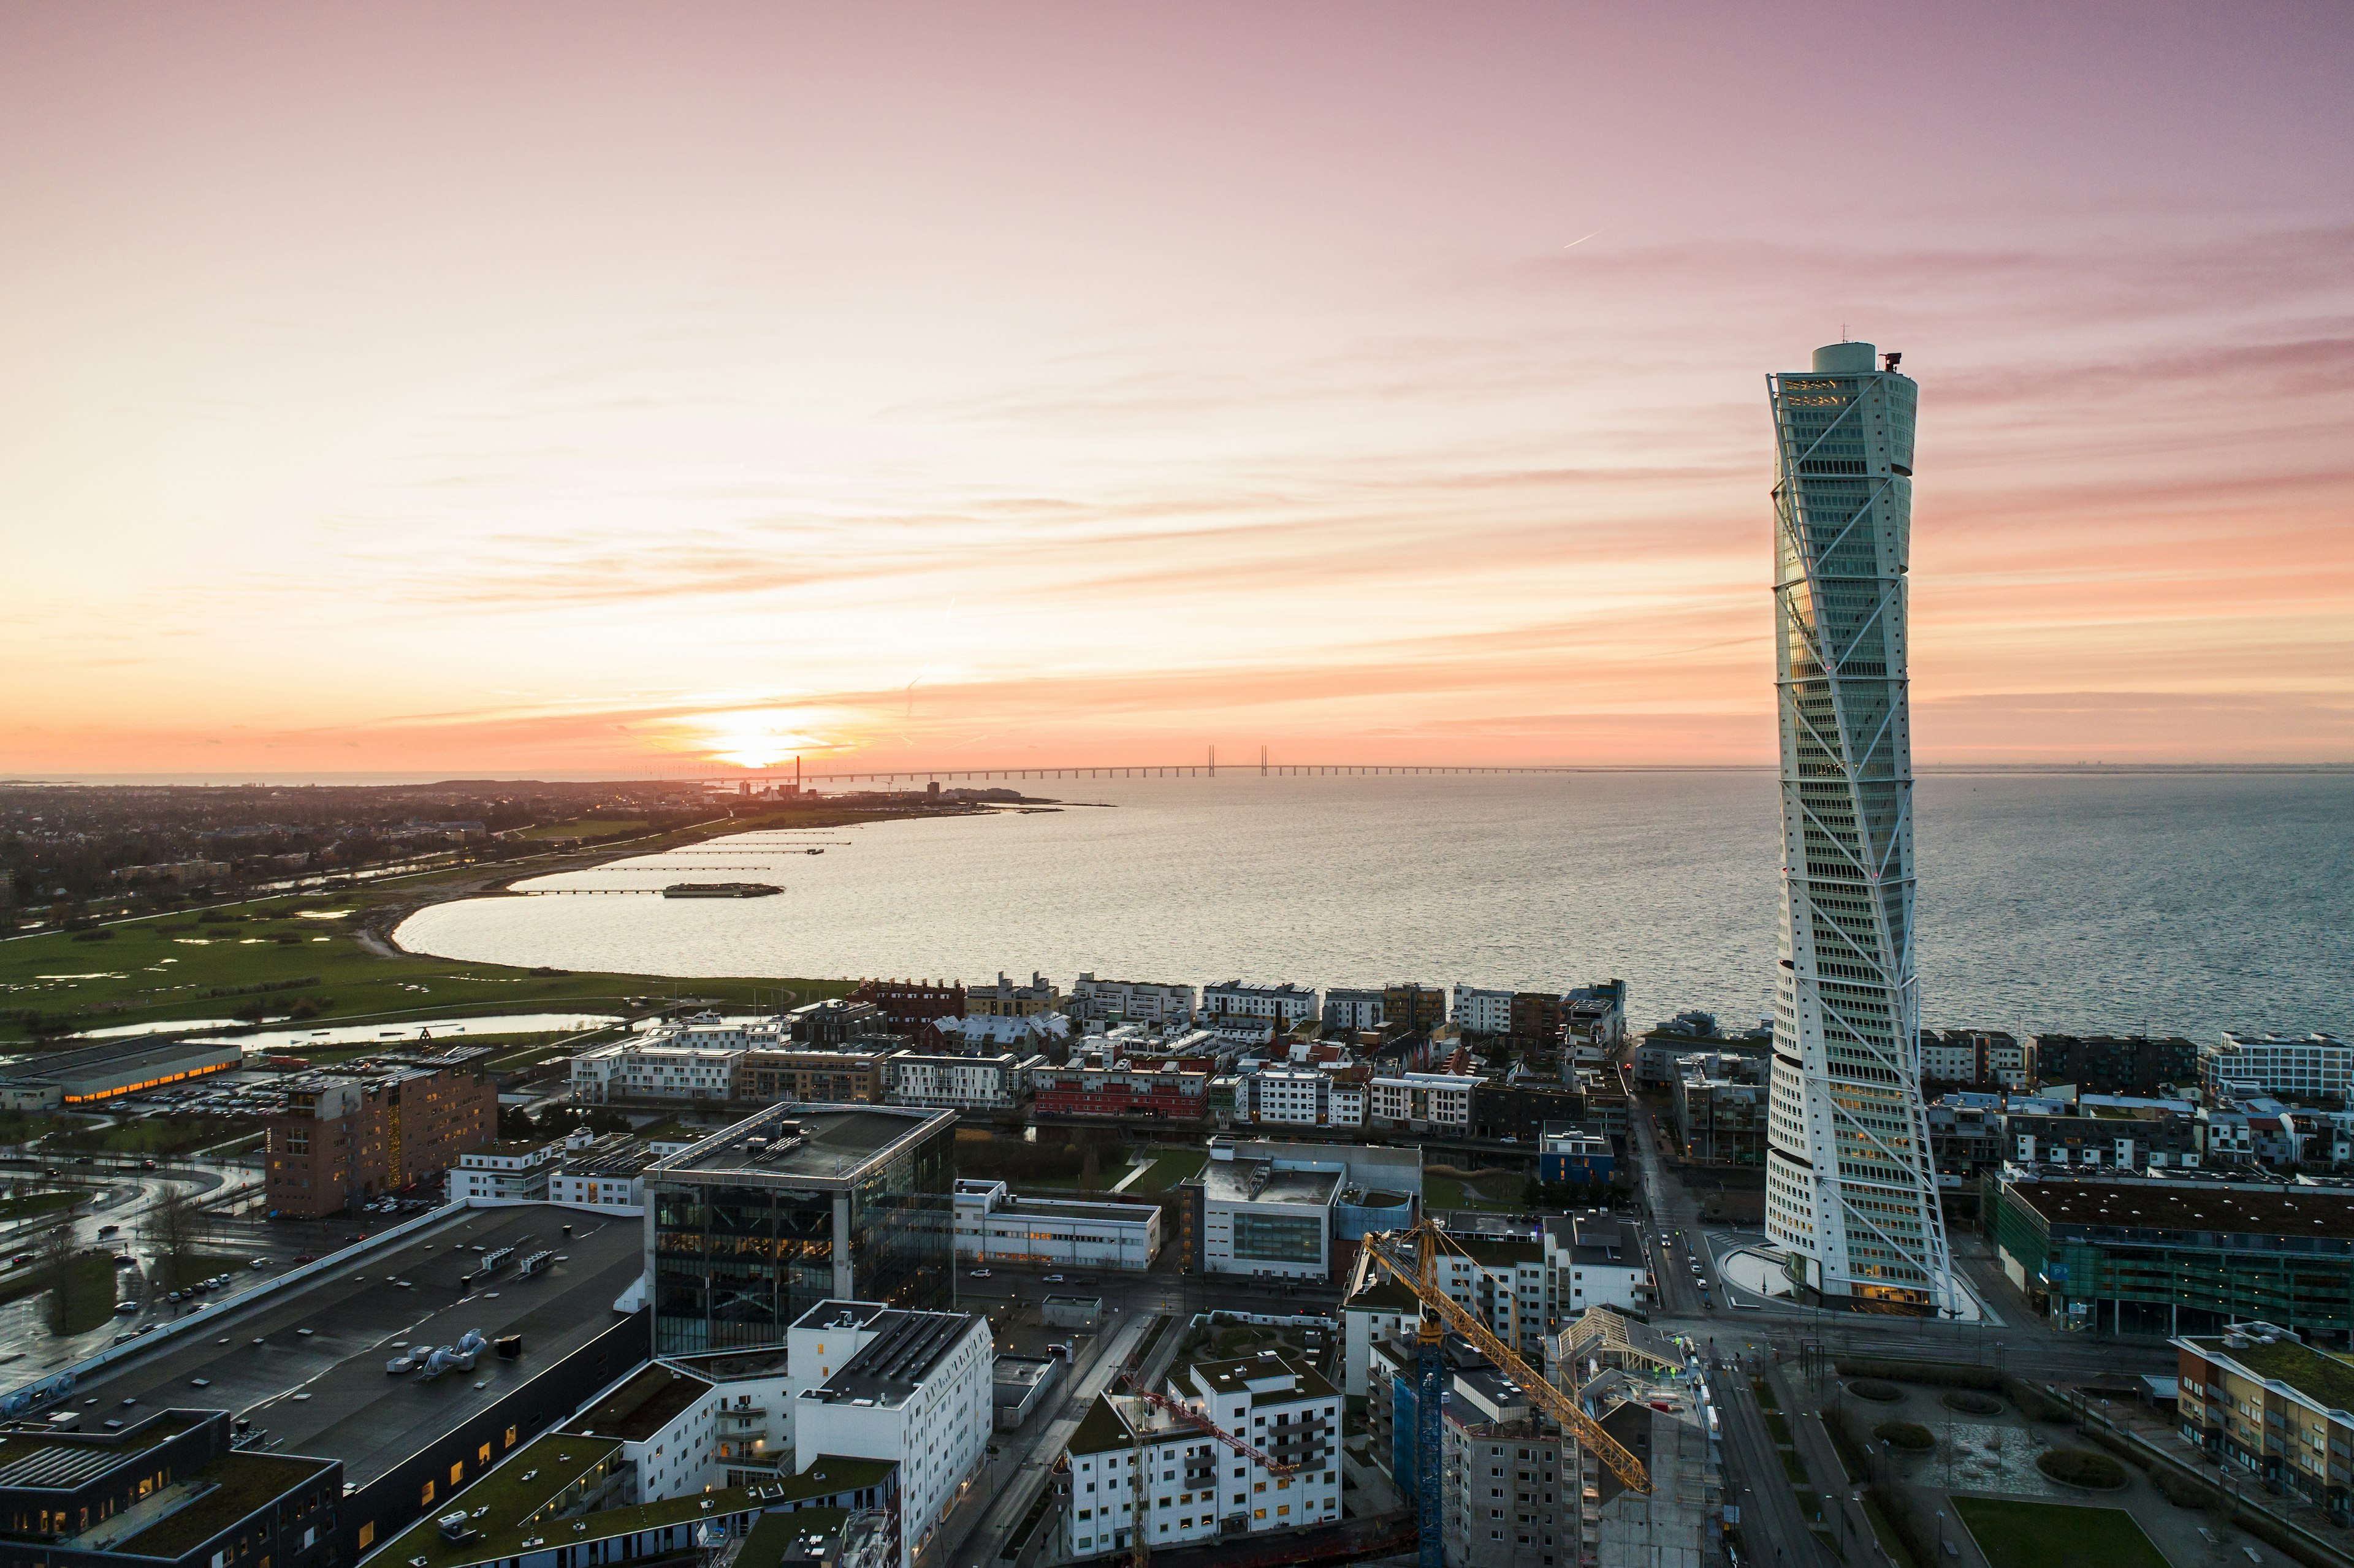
[646,1103,956,1355]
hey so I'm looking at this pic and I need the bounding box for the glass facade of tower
[1761,340,1952,1312]
[650,1113,954,1355]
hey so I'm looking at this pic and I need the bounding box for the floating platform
[661,881,783,898]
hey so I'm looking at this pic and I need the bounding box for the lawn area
[1424,1171,1525,1212]
[1952,1499,2170,1568]
[1125,1146,1208,1195]
[51,1116,261,1157]
[0,894,855,1043]
[0,1250,120,1331]
[0,1188,90,1219]
[512,818,653,841]
[1,796,964,1042]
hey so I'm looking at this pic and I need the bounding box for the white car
[969,1269,992,1279]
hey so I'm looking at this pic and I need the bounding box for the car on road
[969,1269,991,1279]
[1043,1274,1064,1284]
[188,1378,210,1388]
[97,1224,119,1237]
[113,1302,137,1315]
[292,1254,315,1265]
[249,1257,268,1269]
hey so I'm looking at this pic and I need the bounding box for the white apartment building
[1328,1080,1366,1128]
[1250,1067,1331,1125]
[1203,981,1319,1027]
[1368,1071,1476,1130]
[1919,1035,1978,1082]
[547,1133,657,1209]
[1452,986,1516,1038]
[446,1136,571,1203]
[953,1179,1161,1269]
[571,1037,747,1103]
[1322,988,1385,1032]
[794,1306,994,1567]
[1343,1216,1653,1382]
[2203,1032,2354,1101]
[883,1050,1038,1111]
[1062,1356,1340,1560]
[1070,975,1196,1026]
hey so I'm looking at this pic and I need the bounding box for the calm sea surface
[394,771,2354,1040]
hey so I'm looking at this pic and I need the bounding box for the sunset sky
[4,2,2350,777]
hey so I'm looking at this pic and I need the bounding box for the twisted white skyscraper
[1761,340,1954,1314]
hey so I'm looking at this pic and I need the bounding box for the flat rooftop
[1201,1160,1341,1208]
[568,1362,715,1442]
[373,1429,890,1568]
[802,1310,978,1408]
[67,1204,646,1489]
[649,1102,954,1189]
[2008,1179,2354,1243]
[1002,1195,1157,1224]
[0,1036,240,1085]
[2185,1336,2354,1415]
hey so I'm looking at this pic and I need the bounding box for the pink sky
[3,1,2350,775]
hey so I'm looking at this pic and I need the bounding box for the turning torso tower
[1760,340,1953,1313]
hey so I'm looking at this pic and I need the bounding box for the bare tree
[142,1182,205,1291]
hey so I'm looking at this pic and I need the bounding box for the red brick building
[264,1056,496,1218]
[1032,1064,1206,1121]
[849,977,966,1032]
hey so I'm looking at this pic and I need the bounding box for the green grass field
[52,1116,261,1157]
[0,897,853,1042]
[1,798,952,1041]
[1952,1499,2170,1568]
[1125,1145,1208,1195]
[511,818,654,841]
[0,1189,88,1219]
[1423,1172,1525,1212]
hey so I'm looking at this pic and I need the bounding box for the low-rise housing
[1203,981,1319,1027]
[2203,1032,2354,1103]
[882,1050,1037,1111]
[968,972,1061,1018]
[849,978,966,1033]
[1324,988,1386,1032]
[2029,1033,2200,1096]
[571,1036,748,1103]
[1068,975,1195,1026]
[1451,984,1515,1038]
[736,1048,888,1105]
[1033,1062,1206,1121]
[447,1134,574,1202]
[1368,1071,1476,1130]
[2175,1323,2354,1505]
[548,1133,660,1208]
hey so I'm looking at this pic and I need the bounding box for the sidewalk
[1762,1360,1891,1568]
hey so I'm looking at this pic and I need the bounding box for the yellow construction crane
[1357,1217,1652,1495]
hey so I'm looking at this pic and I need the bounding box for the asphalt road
[1710,1359,1838,1568]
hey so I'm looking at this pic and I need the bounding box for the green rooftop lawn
[118,1453,337,1558]
[2222,1336,2354,1415]
[1952,1499,2171,1568]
